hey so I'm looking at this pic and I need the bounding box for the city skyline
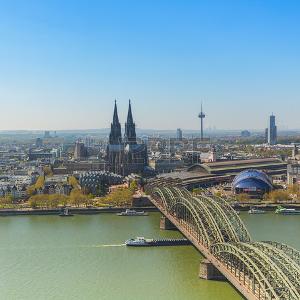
[1,1,300,130]
[0,104,294,134]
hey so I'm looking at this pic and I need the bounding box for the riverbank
[0,206,158,216]
[2,202,300,216]
[232,203,300,211]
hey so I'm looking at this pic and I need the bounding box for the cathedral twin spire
[124,100,137,145]
[109,100,137,145]
[109,100,122,144]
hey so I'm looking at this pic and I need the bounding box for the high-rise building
[35,138,43,148]
[266,114,277,145]
[292,144,299,159]
[44,131,51,138]
[176,128,183,141]
[74,141,87,160]
[84,136,94,147]
[265,128,268,143]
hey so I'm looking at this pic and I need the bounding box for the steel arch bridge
[145,181,300,300]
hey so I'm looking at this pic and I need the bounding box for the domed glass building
[232,169,273,197]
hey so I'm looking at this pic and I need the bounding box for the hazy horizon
[1,127,300,135]
[1,1,299,130]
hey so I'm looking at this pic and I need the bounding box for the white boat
[59,208,74,217]
[126,237,153,246]
[117,209,148,216]
[125,237,190,247]
[248,207,266,214]
[275,206,300,215]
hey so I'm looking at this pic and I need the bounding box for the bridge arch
[253,242,300,290]
[238,242,300,299]
[211,243,280,299]
[168,196,211,247]
[263,241,300,266]
[197,195,241,243]
[152,187,169,209]
[211,242,300,300]
[212,195,251,242]
[168,187,225,244]
[152,186,250,245]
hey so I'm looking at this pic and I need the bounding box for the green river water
[1,212,300,300]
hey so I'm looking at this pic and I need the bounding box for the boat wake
[0,244,126,251]
[83,244,126,248]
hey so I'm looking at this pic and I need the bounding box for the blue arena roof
[233,169,273,190]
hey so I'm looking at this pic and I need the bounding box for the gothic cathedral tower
[124,100,137,144]
[109,100,122,145]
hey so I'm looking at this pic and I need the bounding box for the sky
[0,0,299,131]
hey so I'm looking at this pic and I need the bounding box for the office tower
[267,114,277,145]
[176,128,183,141]
[44,131,51,138]
[74,141,87,160]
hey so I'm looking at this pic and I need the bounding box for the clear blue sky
[0,0,299,131]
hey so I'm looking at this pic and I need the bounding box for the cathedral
[106,100,148,176]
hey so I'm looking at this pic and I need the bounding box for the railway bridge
[145,181,300,300]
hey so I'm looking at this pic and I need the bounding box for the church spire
[109,100,122,144]
[113,99,119,124]
[127,99,133,125]
[124,99,136,144]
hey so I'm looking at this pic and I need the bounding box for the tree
[69,189,88,207]
[28,197,38,208]
[192,188,202,195]
[129,180,138,191]
[263,193,269,202]
[43,166,53,177]
[236,193,250,202]
[100,187,134,207]
[265,190,291,203]
[0,196,14,207]
[68,176,79,189]
[288,184,300,195]
[58,195,69,206]
[28,194,71,208]
[214,191,222,197]
[27,185,36,196]
[28,194,48,208]
[27,175,45,196]
[35,176,45,189]
[48,195,60,208]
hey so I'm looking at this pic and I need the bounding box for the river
[0,212,299,300]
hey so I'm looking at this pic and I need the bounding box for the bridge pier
[199,259,226,281]
[160,216,177,230]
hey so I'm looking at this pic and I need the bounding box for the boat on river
[59,208,74,217]
[248,207,266,214]
[117,209,148,216]
[275,206,300,215]
[125,237,191,247]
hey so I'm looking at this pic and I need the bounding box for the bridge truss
[145,181,300,300]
